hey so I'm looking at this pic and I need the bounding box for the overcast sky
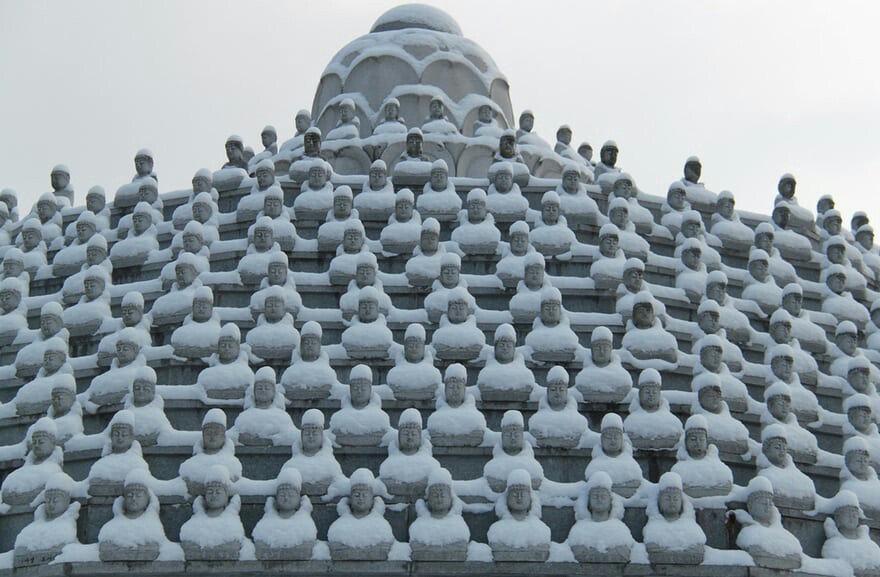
[1,0,878,227]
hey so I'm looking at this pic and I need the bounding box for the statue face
[4,258,24,278]
[827,272,847,294]
[253,226,273,251]
[748,259,769,282]
[557,128,572,145]
[192,176,211,194]
[542,201,560,225]
[494,337,515,363]
[440,264,460,288]
[770,321,791,344]
[204,482,228,511]
[420,230,439,254]
[755,232,772,252]
[818,197,834,213]
[639,382,661,411]
[763,436,788,467]
[192,297,213,323]
[358,298,379,323]
[447,298,469,324]
[591,339,612,366]
[428,483,453,517]
[0,289,18,313]
[589,486,612,518]
[342,229,362,252]
[349,378,371,408]
[827,245,845,264]
[308,167,327,189]
[519,113,534,133]
[667,188,686,210]
[578,145,593,162]
[601,427,623,456]
[138,184,158,205]
[30,431,55,460]
[395,198,413,222]
[275,484,300,515]
[540,299,562,326]
[51,171,69,191]
[134,156,153,177]
[267,262,287,286]
[632,302,655,329]
[384,102,399,121]
[699,346,723,372]
[202,423,226,452]
[614,179,633,199]
[398,424,421,454]
[600,146,618,167]
[295,114,311,134]
[192,202,211,223]
[406,134,423,157]
[444,376,466,407]
[132,379,155,407]
[848,407,872,433]
[773,206,790,229]
[599,234,619,258]
[217,335,240,362]
[623,267,643,293]
[698,386,723,413]
[698,311,720,334]
[349,484,373,517]
[430,167,448,190]
[115,340,139,365]
[467,199,486,222]
[509,232,529,256]
[478,105,492,123]
[83,276,104,300]
[685,428,708,459]
[41,313,62,339]
[609,207,628,228]
[857,231,874,250]
[771,355,794,382]
[837,332,858,356]
[499,136,516,158]
[253,379,275,408]
[301,424,323,454]
[263,196,282,218]
[43,489,71,520]
[304,133,320,156]
[768,395,791,422]
[717,198,735,219]
[404,336,424,363]
[546,379,568,410]
[51,387,75,416]
[659,487,683,520]
[849,367,871,394]
[261,130,276,149]
[225,141,243,163]
[43,349,65,374]
[747,491,774,524]
[110,423,134,453]
[782,292,802,316]
[429,99,443,118]
[264,296,285,323]
[507,484,531,514]
[562,171,579,194]
[778,178,795,199]
[368,167,386,190]
[682,219,701,239]
[825,217,842,236]
[501,424,524,454]
[333,195,352,219]
[682,247,701,270]
[845,449,871,480]
[123,484,150,516]
[835,506,861,534]
[21,228,41,250]
[300,334,321,362]
[132,212,151,235]
[525,264,544,290]
[684,161,701,183]
[494,172,513,193]
[86,246,107,265]
[75,222,95,244]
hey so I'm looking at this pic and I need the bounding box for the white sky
[1,0,878,226]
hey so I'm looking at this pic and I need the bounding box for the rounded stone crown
[311,3,513,138]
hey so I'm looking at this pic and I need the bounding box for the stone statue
[393,127,432,179]
[487,469,551,562]
[246,285,300,361]
[584,413,643,497]
[417,159,459,222]
[327,468,394,560]
[422,96,458,134]
[486,162,528,224]
[379,408,441,497]
[380,188,421,254]
[822,489,880,577]
[671,415,733,498]
[731,476,802,569]
[840,437,880,520]
[621,291,678,366]
[624,368,683,450]
[757,424,816,510]
[355,159,395,221]
[530,190,576,256]
[169,285,221,359]
[178,409,243,497]
[643,472,705,565]
[1,418,64,506]
[761,381,818,464]
[373,97,407,135]
[252,468,317,561]
[409,468,470,561]
[566,471,634,563]
[98,469,170,562]
[691,374,751,455]
[86,410,149,497]
[293,159,334,221]
[341,286,394,360]
[451,187,501,256]
[477,323,534,402]
[281,321,338,401]
[528,366,590,449]
[283,409,344,496]
[692,334,749,413]
[484,410,543,493]
[387,323,441,400]
[197,323,254,400]
[180,465,252,561]
[576,326,632,403]
[230,367,297,447]
[428,363,486,447]
[329,364,390,447]
[524,286,580,362]
[13,473,79,567]
[589,223,627,289]
[222,134,249,171]
[556,163,601,227]
[431,286,486,362]
[318,185,359,252]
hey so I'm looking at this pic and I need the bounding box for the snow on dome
[599,223,619,238]
[761,423,787,442]
[124,468,152,487]
[255,366,276,382]
[782,282,802,296]
[422,217,440,233]
[769,344,794,360]
[31,416,58,436]
[44,472,75,493]
[592,326,612,343]
[334,185,353,200]
[836,321,858,336]
[301,321,322,337]
[685,415,707,431]
[428,467,453,487]
[764,381,791,401]
[445,363,466,380]
[844,436,869,453]
[546,366,569,383]
[110,409,135,428]
[495,323,516,341]
[506,468,532,487]
[697,300,719,315]
[658,471,683,491]
[302,408,325,427]
[350,364,372,382]
[542,190,560,204]
[467,188,487,203]
[638,368,661,386]
[843,393,871,412]
[371,4,462,35]
[135,148,153,159]
[405,323,426,340]
[203,408,227,427]
[397,188,414,203]
[501,410,523,428]
[204,464,232,488]
[277,467,303,490]
[746,475,774,495]
[601,413,623,429]
[219,322,241,340]
[349,467,376,487]
[510,220,529,236]
[398,408,422,426]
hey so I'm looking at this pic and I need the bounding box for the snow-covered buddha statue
[421,96,458,135]
[709,190,754,253]
[123,366,174,447]
[63,234,112,308]
[249,251,301,321]
[566,471,635,563]
[842,394,880,470]
[326,97,361,141]
[589,223,627,289]
[327,218,369,286]
[329,364,390,447]
[380,188,421,255]
[766,343,819,424]
[644,472,705,565]
[339,252,389,321]
[673,209,722,273]
[557,162,600,227]
[409,467,470,561]
[355,159,395,221]
[584,413,643,497]
[624,368,682,450]
[424,252,469,321]
[493,129,531,186]
[732,476,802,570]
[473,103,501,137]
[821,264,870,330]
[341,286,394,361]
[197,323,254,400]
[179,409,242,497]
[607,197,649,260]
[431,286,486,362]
[530,190,576,257]
[675,237,708,302]
[170,285,221,359]
[150,252,204,326]
[257,186,297,252]
[755,221,798,287]
[608,172,656,235]
[693,299,745,372]
[252,468,317,561]
[379,408,441,498]
[621,291,678,365]
[757,424,816,510]
[764,308,818,386]
[741,248,782,315]
[230,367,297,447]
[660,181,691,238]
[488,469,551,562]
[236,157,277,222]
[293,159,335,221]
[477,323,535,402]
[1,418,64,506]
[692,334,749,413]
[238,215,282,286]
[524,286,580,362]
[317,185,357,252]
[32,192,63,247]
[281,321,337,401]
[159,221,211,291]
[451,187,501,257]
[171,168,218,231]
[576,326,632,403]
[372,96,406,135]
[283,408,344,497]
[98,469,171,562]
[246,285,300,362]
[405,217,445,287]
[12,472,79,568]
[0,277,27,346]
[509,252,549,323]
[840,437,880,520]
[286,125,322,184]
[528,366,590,449]
[13,337,72,417]
[829,321,877,384]
[495,220,535,288]
[180,465,252,561]
[1,248,30,295]
[86,410,150,497]
[109,202,159,268]
[761,382,818,465]
[822,489,880,577]
[780,282,827,353]
[47,375,83,447]
[62,264,111,337]
[671,415,733,498]
[486,161,528,224]
[691,374,750,456]
[387,323,441,401]
[53,210,98,276]
[327,468,395,561]
[615,258,650,318]
[484,410,543,493]
[15,301,68,379]
[428,363,486,447]
[17,218,48,276]
[393,127,432,179]
[416,159,459,222]
[84,327,148,409]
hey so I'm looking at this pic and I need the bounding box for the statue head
[697,378,723,413]
[667,182,687,210]
[115,334,140,367]
[446,293,469,324]
[134,149,154,177]
[697,301,720,335]
[637,369,662,412]
[342,220,364,253]
[86,235,108,265]
[294,109,311,134]
[131,204,152,235]
[590,327,613,367]
[355,257,377,291]
[429,97,444,119]
[825,265,847,294]
[0,281,20,314]
[397,409,423,455]
[83,269,106,302]
[40,302,63,339]
[539,287,563,326]
[225,134,244,164]
[466,188,487,223]
[556,125,572,145]
[51,381,76,417]
[817,194,835,214]
[368,160,387,190]
[274,469,302,518]
[419,218,440,254]
[777,173,796,200]
[383,98,400,122]
[768,309,792,345]
[499,131,517,159]
[541,191,560,225]
[217,323,241,363]
[578,143,593,162]
[848,358,872,394]
[75,212,97,244]
[42,338,66,374]
[440,253,461,288]
[619,259,642,294]
[754,223,774,253]
[518,110,534,133]
[681,241,702,271]
[307,161,328,189]
[600,141,618,167]
[333,186,353,219]
[632,293,655,329]
[191,287,214,323]
[191,169,212,194]
[658,473,684,521]
[3,251,25,278]
[846,396,873,434]
[844,438,872,480]
[856,225,874,251]
[349,469,375,518]
[123,471,151,518]
[29,419,57,461]
[357,288,379,323]
[403,323,426,363]
[42,474,73,520]
[255,160,275,190]
[545,366,569,411]
[562,165,580,194]
[781,284,803,316]
[613,173,634,200]
[769,345,794,382]
[748,250,770,282]
[826,237,847,265]
[300,409,324,456]
[20,219,42,250]
[406,128,424,158]
[506,470,532,519]
[252,217,275,252]
[50,165,70,192]
[303,127,322,156]
[587,476,613,522]
[746,477,775,525]
[137,178,158,205]
[524,255,545,290]
[697,336,723,372]
[683,156,701,183]
[260,125,277,150]
[684,415,709,459]
[772,205,791,230]
[493,324,516,363]
[201,409,227,453]
[608,200,629,229]
[253,368,276,409]
[834,495,863,539]
[109,412,135,454]
[131,369,157,408]
[443,364,467,408]
[192,197,213,224]
[395,189,414,222]
[492,163,513,193]
[501,411,524,455]
[600,414,624,457]
[429,159,448,191]
[836,322,859,356]
[427,468,454,518]
[299,321,322,362]
[716,191,735,220]
[203,466,231,515]
[267,255,288,288]
[263,291,286,324]
[765,383,792,423]
[349,365,372,409]
[681,211,702,240]
[478,104,493,123]
[761,425,788,467]
[508,221,530,256]
[598,224,620,258]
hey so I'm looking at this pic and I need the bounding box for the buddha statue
[180,465,252,561]
[283,409,344,497]
[281,321,338,401]
[477,323,535,402]
[708,190,754,252]
[486,161,528,224]
[840,437,880,519]
[731,476,802,570]
[14,337,73,417]
[741,249,781,315]
[171,169,218,230]
[530,190,576,256]
[451,187,501,256]
[372,97,407,135]
[766,343,820,424]
[170,285,221,359]
[524,286,580,362]
[116,177,163,239]
[757,424,816,510]
[584,414,643,497]
[576,326,632,403]
[761,382,818,465]
[249,251,302,321]
[473,103,501,138]
[293,159,334,221]
[355,159,395,221]
[123,366,176,447]
[237,216,282,285]
[33,193,63,248]
[14,301,68,379]
[842,395,880,471]
[624,368,682,450]
[12,473,79,567]
[409,468,470,561]
[179,409,243,498]
[278,109,312,155]
[607,197,649,259]
[822,489,880,576]
[1,247,31,297]
[556,163,600,227]
[246,125,278,173]
[691,374,751,455]
[220,133,248,171]
[0,187,18,222]
[379,408,441,497]
[0,278,28,347]
[388,323,441,400]
[109,202,159,268]
[494,220,534,287]
[492,129,530,186]
[679,155,716,209]
[621,291,678,366]
[393,127,432,179]
[566,471,635,563]
[660,182,692,240]
[53,210,97,276]
[487,469,551,562]
[252,468,317,561]
[326,98,361,140]
[62,264,111,337]
[780,282,827,354]
[47,164,74,206]
[328,218,369,286]
[197,323,254,400]
[341,286,394,360]
[98,469,170,562]
[764,308,818,386]
[61,234,112,305]
[431,286,486,362]
[529,366,591,449]
[47,376,83,447]
[17,218,48,274]
[676,238,708,302]
[236,157,277,221]
[1,418,64,506]
[589,223,626,289]
[246,285,300,361]
[644,472,706,565]
[692,334,750,413]
[675,209,721,270]
[593,140,620,183]
[484,410,543,493]
[428,363,486,447]
[287,126,323,184]
[317,185,359,251]
[421,96,458,134]
[86,410,150,497]
[327,468,394,560]
[822,264,870,330]
[671,415,733,498]
[231,367,297,447]
[578,142,594,165]
[754,222,798,286]
[329,364,390,447]
[417,159,459,222]
[406,217,446,287]
[84,327,148,409]
[259,186,297,250]
[509,252,549,323]
[380,188,421,254]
